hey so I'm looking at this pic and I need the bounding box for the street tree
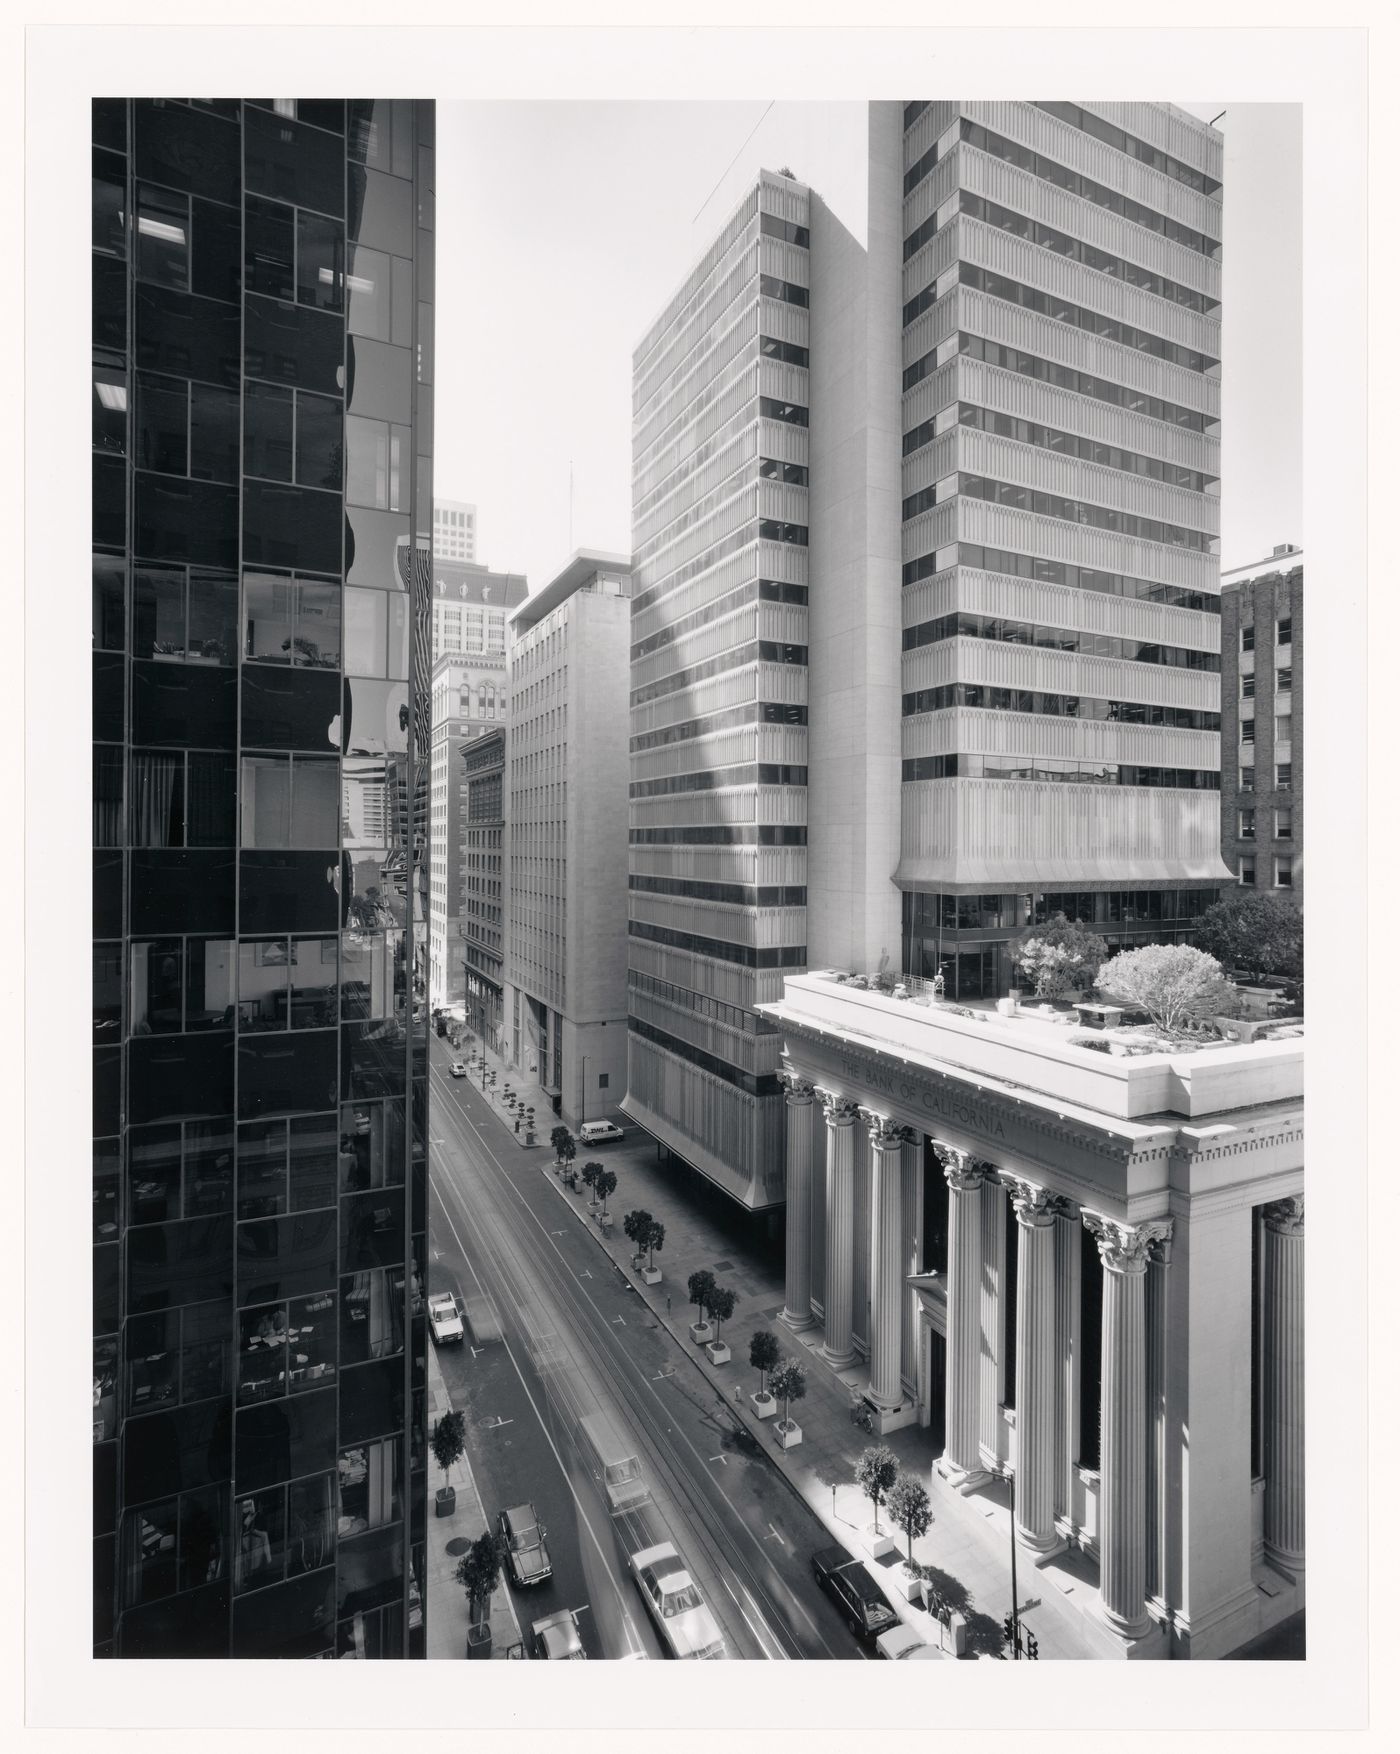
[704,1283,737,1346]
[1009,912,1105,1000]
[594,1168,617,1216]
[1097,943,1237,1037]
[580,1160,602,1202]
[749,1329,781,1398]
[854,1444,900,1534]
[430,1409,466,1483]
[1192,889,1303,985]
[886,1471,933,1575]
[640,1215,664,1270]
[769,1358,808,1431]
[687,1269,716,1329]
[455,1530,505,1632]
[622,1208,653,1264]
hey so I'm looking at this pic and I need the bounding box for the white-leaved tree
[1096,943,1236,1037]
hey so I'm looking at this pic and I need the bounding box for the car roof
[813,1545,856,1571]
[501,1502,537,1527]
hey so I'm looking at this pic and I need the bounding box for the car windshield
[605,1460,640,1486]
[509,1527,536,1551]
[661,1581,703,1617]
[864,1603,895,1627]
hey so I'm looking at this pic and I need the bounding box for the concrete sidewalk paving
[425,1339,523,1660]
[446,1029,1102,1658]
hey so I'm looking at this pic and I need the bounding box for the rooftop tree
[1097,943,1237,1038]
[1191,889,1304,986]
[1009,912,1105,1000]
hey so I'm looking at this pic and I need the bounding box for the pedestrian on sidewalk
[666,1296,672,1316]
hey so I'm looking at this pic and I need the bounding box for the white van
[578,1410,650,1515]
[578,1120,624,1145]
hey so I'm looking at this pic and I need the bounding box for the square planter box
[642,1267,663,1286]
[435,1486,456,1518]
[689,1322,714,1345]
[860,1525,896,1560]
[706,1341,730,1365]
[775,1419,803,1450]
[894,1565,923,1602]
[750,1392,777,1420]
[597,1214,613,1233]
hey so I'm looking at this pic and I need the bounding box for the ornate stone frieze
[1262,1195,1304,1236]
[1083,1211,1174,1276]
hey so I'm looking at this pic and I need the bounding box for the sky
[434,99,1302,594]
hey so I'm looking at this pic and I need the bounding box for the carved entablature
[778,1064,816,1103]
[1001,1172,1060,1228]
[818,1090,862,1127]
[1262,1195,1305,1236]
[932,1142,994,1193]
[1083,1211,1175,1276]
[861,1110,916,1153]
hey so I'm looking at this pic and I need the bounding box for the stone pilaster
[935,1145,992,1490]
[1053,1203,1081,1524]
[779,1070,816,1332]
[1004,1175,1063,1556]
[1145,1232,1172,1607]
[900,1135,922,1391]
[1084,1212,1173,1642]
[819,1092,860,1369]
[1262,1196,1305,1576]
[863,1113,913,1410]
[979,1176,1006,1470]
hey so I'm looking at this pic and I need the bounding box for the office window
[1241,674,1255,699]
[1240,717,1255,744]
[1274,713,1292,745]
[1239,855,1256,886]
[1241,625,1255,652]
[1275,809,1293,840]
[1240,764,1255,791]
[1276,763,1292,790]
[1277,618,1292,645]
[1239,809,1255,841]
[1275,856,1293,889]
[1276,667,1292,692]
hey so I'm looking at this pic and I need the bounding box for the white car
[427,1292,464,1345]
[628,1541,725,1660]
[578,1120,624,1145]
[876,1622,940,1660]
[530,1609,585,1660]
[449,1060,468,1078]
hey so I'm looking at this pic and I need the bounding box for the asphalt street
[426,1036,863,1661]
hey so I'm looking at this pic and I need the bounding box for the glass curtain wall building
[894,101,1231,995]
[625,172,812,1214]
[92,97,435,1659]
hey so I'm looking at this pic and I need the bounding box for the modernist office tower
[1219,545,1303,899]
[432,496,477,564]
[626,171,813,1213]
[504,551,633,1124]
[894,101,1232,996]
[92,98,435,1658]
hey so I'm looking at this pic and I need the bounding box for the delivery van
[578,1409,650,1515]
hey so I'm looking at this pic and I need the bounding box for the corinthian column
[936,1146,992,1490]
[1005,1175,1063,1555]
[1262,1196,1305,1576]
[780,1070,817,1332]
[1085,1212,1173,1642]
[864,1113,913,1410]
[820,1093,860,1369]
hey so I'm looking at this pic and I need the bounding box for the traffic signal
[1025,1632,1039,1661]
[1002,1611,1016,1649]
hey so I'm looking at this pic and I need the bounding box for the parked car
[530,1608,586,1660]
[876,1622,939,1660]
[810,1545,899,1643]
[427,1292,464,1346]
[628,1541,725,1659]
[578,1120,624,1145]
[499,1502,552,1587]
[449,1059,468,1078]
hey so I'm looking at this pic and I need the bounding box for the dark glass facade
[93,98,434,1659]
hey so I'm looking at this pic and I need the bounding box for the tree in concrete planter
[1191,889,1304,988]
[640,1216,664,1273]
[431,1408,467,1512]
[622,1208,653,1265]
[887,1470,933,1582]
[455,1529,505,1638]
[749,1329,781,1402]
[550,1125,572,1165]
[704,1283,737,1350]
[854,1444,900,1536]
[594,1168,617,1218]
[687,1269,716,1338]
[769,1358,807,1435]
[558,1135,577,1183]
[1097,943,1237,1038]
[580,1160,602,1204]
[1009,912,1105,1001]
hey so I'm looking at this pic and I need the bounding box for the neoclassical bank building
[760,973,1303,1660]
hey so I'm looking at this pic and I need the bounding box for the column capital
[1262,1195,1304,1236]
[1083,1212,1174,1276]
[818,1090,861,1127]
[933,1143,993,1192]
[861,1110,915,1153]
[778,1065,816,1104]
[1002,1173,1060,1229]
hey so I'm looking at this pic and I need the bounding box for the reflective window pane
[241,756,291,849]
[295,392,343,492]
[244,572,296,663]
[291,757,339,847]
[297,210,344,311]
[345,245,390,341]
[190,197,241,304]
[136,375,187,474]
[137,184,190,290]
[244,380,294,481]
[189,382,240,481]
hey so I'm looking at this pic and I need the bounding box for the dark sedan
[811,1545,899,1644]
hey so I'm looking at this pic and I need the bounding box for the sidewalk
[448,1030,1104,1659]
[425,1339,523,1659]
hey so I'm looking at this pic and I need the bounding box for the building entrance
[927,1330,946,1451]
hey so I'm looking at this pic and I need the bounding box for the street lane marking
[652,1369,675,1381]
[612,1315,626,1327]
[709,1455,728,1465]
[765,1524,787,1546]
